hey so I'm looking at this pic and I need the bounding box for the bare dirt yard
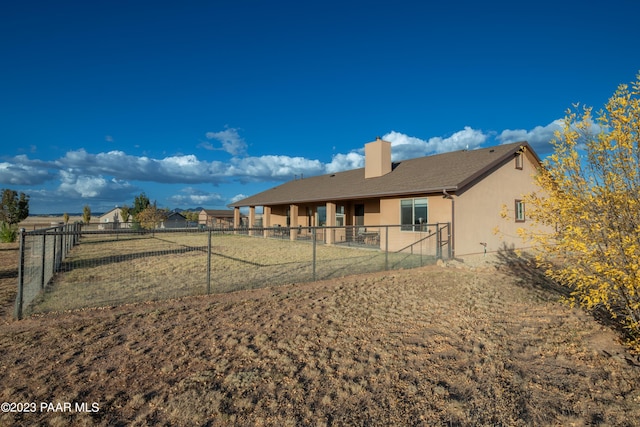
[1,242,640,426]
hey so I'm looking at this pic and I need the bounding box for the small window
[515,200,525,222]
[515,152,523,170]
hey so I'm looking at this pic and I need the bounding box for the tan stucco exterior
[199,209,236,228]
[453,149,539,256]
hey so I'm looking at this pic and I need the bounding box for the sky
[1,1,639,214]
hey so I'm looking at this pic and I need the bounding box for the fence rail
[15,223,450,319]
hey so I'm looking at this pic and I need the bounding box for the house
[160,211,189,229]
[199,209,239,228]
[98,207,124,230]
[229,138,543,257]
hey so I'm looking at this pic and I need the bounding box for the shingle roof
[229,141,538,207]
[201,209,236,218]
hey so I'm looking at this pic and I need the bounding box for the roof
[98,207,122,218]
[200,209,236,218]
[229,141,539,207]
[166,211,186,220]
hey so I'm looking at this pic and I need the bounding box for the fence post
[436,223,441,260]
[57,225,63,270]
[385,226,389,271]
[14,228,26,320]
[75,222,80,246]
[40,233,46,289]
[207,229,212,294]
[312,227,317,281]
[447,222,452,259]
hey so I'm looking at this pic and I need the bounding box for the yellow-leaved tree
[136,202,168,230]
[524,73,640,351]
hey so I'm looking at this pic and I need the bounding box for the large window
[401,198,428,231]
[316,205,345,226]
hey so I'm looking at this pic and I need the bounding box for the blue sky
[1,0,639,214]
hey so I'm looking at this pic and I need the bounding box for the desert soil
[1,242,639,426]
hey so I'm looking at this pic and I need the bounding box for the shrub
[523,72,640,351]
[0,221,17,243]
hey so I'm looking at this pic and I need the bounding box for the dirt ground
[1,242,640,426]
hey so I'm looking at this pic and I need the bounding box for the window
[336,205,345,227]
[354,204,365,226]
[401,198,428,231]
[515,200,525,222]
[515,152,523,170]
[316,206,326,226]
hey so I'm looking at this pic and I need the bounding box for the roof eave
[229,186,459,207]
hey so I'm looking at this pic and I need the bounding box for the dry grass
[1,242,640,426]
[29,233,427,314]
[18,215,87,231]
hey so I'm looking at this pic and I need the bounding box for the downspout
[442,189,455,258]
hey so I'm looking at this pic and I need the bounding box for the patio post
[289,204,299,240]
[325,202,336,245]
[248,206,256,236]
[262,206,271,238]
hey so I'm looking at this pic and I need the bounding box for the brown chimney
[365,137,392,179]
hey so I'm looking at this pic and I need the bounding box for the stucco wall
[454,150,541,256]
[379,195,453,253]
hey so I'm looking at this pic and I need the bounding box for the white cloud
[204,127,248,156]
[57,170,134,198]
[498,118,611,155]
[325,152,364,173]
[230,193,249,204]
[229,155,325,181]
[167,187,226,206]
[0,158,53,185]
[55,149,229,184]
[497,120,563,154]
[383,126,488,161]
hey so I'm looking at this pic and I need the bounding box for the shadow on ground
[494,243,570,298]
[496,243,639,359]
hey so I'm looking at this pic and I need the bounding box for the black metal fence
[14,223,82,319]
[14,223,450,318]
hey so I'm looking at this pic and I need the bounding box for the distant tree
[521,72,640,351]
[132,192,151,221]
[120,204,131,223]
[137,202,168,229]
[82,205,91,224]
[63,212,70,224]
[0,189,30,225]
[183,211,200,222]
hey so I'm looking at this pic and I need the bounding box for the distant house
[229,138,543,257]
[98,207,124,230]
[198,209,239,228]
[161,211,189,229]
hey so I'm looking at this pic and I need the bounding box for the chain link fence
[15,223,450,318]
